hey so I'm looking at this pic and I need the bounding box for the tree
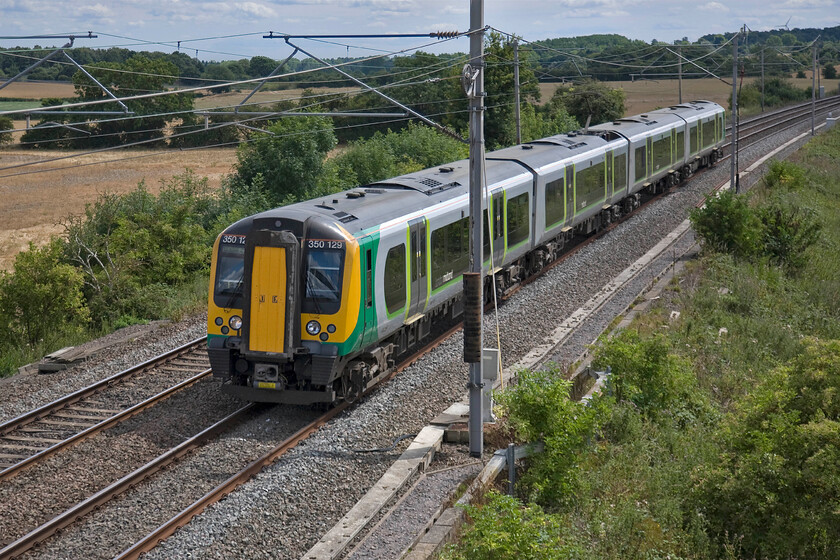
[249,55,277,78]
[548,80,625,127]
[0,116,12,146]
[483,31,541,149]
[824,63,837,79]
[0,239,89,347]
[71,56,194,148]
[229,115,337,205]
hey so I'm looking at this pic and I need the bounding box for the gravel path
[4,119,821,559]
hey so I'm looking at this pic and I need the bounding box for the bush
[757,197,821,270]
[495,365,603,507]
[0,239,89,347]
[443,491,582,560]
[0,115,12,146]
[696,337,840,559]
[321,123,469,192]
[63,171,221,326]
[593,331,712,425]
[690,190,763,259]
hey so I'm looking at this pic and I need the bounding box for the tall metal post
[731,30,739,192]
[678,45,682,104]
[467,0,485,458]
[761,48,765,113]
[812,42,817,136]
[513,39,521,144]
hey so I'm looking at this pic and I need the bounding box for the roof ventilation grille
[420,178,443,188]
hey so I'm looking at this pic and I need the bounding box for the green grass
[445,124,840,560]
[0,100,43,111]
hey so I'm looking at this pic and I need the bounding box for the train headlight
[229,315,243,330]
[306,320,321,336]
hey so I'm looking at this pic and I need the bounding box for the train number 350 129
[307,239,344,250]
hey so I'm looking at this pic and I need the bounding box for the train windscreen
[214,243,245,309]
[302,248,344,315]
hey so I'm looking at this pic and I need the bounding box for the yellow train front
[207,210,373,405]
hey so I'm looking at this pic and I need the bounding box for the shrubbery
[448,128,840,559]
[691,160,822,270]
[494,366,603,507]
[0,115,12,146]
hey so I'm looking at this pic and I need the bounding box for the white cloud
[701,2,729,12]
[234,2,278,17]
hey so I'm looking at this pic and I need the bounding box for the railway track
[0,321,462,560]
[0,337,210,481]
[1,98,833,560]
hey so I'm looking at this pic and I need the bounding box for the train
[207,100,726,405]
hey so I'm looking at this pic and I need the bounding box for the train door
[359,235,377,346]
[488,192,505,266]
[670,128,677,167]
[565,164,575,221]
[407,218,427,318]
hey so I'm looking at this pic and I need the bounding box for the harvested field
[0,80,76,99]
[195,87,359,110]
[0,147,237,270]
[540,76,840,116]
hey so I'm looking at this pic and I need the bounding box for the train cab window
[506,193,529,247]
[634,145,647,182]
[689,123,699,154]
[614,153,627,193]
[576,162,606,211]
[431,218,469,290]
[214,243,245,309]
[303,249,344,315]
[545,177,564,228]
[384,244,407,315]
[652,136,671,172]
[702,119,716,148]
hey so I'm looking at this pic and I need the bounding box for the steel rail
[0,369,211,483]
[0,337,209,480]
[0,337,207,436]
[0,403,256,560]
[115,323,463,560]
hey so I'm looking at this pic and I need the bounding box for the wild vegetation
[0,118,468,375]
[443,126,840,558]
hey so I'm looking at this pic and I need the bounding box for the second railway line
[0,100,833,559]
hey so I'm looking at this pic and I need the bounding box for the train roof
[590,100,724,140]
[232,157,530,238]
[488,131,622,172]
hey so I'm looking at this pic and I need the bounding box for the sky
[1,0,839,62]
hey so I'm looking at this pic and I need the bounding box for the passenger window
[384,244,406,315]
[702,119,715,148]
[652,136,670,172]
[635,145,647,182]
[689,124,698,154]
[431,218,469,290]
[576,162,606,210]
[676,130,685,161]
[506,193,529,247]
[614,153,627,192]
[545,177,564,228]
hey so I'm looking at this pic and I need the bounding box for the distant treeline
[2,26,839,87]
